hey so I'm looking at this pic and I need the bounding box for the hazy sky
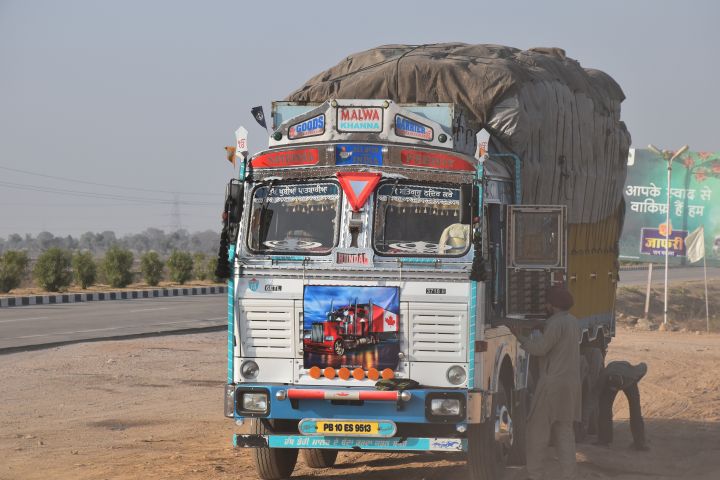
[1,0,718,237]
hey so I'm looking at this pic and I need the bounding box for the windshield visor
[247,182,340,254]
[374,183,470,256]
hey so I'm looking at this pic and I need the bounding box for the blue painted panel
[335,144,383,166]
[235,385,466,424]
[234,434,467,452]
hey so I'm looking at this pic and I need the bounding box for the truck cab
[221,99,568,480]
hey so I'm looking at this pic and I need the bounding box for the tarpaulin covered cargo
[286,43,631,327]
[286,43,631,226]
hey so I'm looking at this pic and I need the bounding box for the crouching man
[510,286,581,480]
[596,361,648,450]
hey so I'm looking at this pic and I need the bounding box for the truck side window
[485,203,506,321]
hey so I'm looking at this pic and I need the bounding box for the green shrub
[72,251,97,289]
[141,251,164,286]
[102,246,134,288]
[207,257,221,282]
[167,250,193,284]
[193,253,208,280]
[33,248,72,291]
[0,250,29,293]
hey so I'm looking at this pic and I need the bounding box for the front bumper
[231,384,469,423]
[233,434,466,452]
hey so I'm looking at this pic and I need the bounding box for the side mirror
[459,183,473,225]
[225,180,244,225]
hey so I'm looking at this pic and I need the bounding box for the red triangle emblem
[336,172,381,211]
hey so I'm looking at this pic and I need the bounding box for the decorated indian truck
[218,45,630,480]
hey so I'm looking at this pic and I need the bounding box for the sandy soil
[1,329,719,480]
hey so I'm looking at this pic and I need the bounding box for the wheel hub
[494,405,513,449]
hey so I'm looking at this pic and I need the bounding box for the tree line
[0,228,219,257]
[0,229,224,293]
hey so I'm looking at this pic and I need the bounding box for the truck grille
[238,300,294,357]
[408,303,467,362]
[311,323,324,343]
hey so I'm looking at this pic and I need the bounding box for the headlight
[324,336,334,341]
[240,360,259,379]
[431,398,461,416]
[446,365,467,385]
[241,392,268,413]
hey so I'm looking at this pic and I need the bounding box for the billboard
[302,285,400,371]
[620,149,720,264]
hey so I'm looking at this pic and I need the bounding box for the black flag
[251,106,268,131]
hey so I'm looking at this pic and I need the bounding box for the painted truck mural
[303,285,400,370]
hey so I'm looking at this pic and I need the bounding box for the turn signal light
[308,366,321,379]
[381,368,395,380]
[352,368,365,381]
[338,368,351,380]
[367,368,379,381]
[323,367,336,379]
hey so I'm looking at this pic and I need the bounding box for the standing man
[510,286,581,480]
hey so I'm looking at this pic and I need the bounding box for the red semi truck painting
[303,301,399,356]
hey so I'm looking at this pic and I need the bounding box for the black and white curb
[0,286,226,308]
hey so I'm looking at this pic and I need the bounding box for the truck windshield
[247,182,340,254]
[373,182,470,256]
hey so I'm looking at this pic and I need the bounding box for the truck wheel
[333,340,345,356]
[507,387,528,466]
[251,419,298,480]
[301,449,338,468]
[467,383,511,480]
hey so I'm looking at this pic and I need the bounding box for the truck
[218,44,629,480]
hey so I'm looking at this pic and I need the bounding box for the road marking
[129,307,170,313]
[0,316,49,324]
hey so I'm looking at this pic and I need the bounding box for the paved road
[619,266,720,285]
[0,295,226,352]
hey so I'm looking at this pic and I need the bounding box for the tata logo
[395,114,433,141]
[288,114,325,139]
[248,278,259,292]
[337,107,382,132]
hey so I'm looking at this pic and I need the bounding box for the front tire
[467,383,512,479]
[333,340,345,356]
[301,449,338,468]
[251,419,298,480]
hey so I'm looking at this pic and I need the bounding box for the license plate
[319,421,378,435]
[299,418,396,437]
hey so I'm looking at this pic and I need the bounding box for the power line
[0,165,218,196]
[0,180,218,206]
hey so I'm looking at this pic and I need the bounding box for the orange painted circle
[323,367,336,379]
[381,368,395,380]
[352,368,365,381]
[308,366,321,379]
[338,367,351,380]
[367,368,380,381]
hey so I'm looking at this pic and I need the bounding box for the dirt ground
[1,327,719,480]
[615,280,720,332]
